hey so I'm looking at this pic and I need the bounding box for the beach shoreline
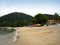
[0,25,60,45]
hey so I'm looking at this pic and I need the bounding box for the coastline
[0,25,60,45]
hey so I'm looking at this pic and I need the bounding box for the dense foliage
[32,13,48,25]
[0,12,60,27]
[0,12,33,27]
[53,13,60,21]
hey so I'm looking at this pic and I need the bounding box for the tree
[53,13,59,21]
[58,16,60,20]
[34,13,48,26]
[31,18,37,24]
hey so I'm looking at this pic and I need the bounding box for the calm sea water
[0,31,15,45]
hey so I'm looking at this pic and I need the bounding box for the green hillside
[0,12,33,27]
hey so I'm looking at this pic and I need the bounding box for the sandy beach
[0,25,60,45]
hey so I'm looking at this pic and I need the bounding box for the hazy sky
[0,0,60,16]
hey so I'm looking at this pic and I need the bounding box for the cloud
[0,5,60,16]
[0,0,60,16]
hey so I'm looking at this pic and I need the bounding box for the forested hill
[0,12,33,27]
[43,14,54,20]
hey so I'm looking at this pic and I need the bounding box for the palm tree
[53,13,59,23]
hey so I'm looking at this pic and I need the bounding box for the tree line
[0,12,60,27]
[32,13,60,26]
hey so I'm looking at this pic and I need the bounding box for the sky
[0,0,60,16]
